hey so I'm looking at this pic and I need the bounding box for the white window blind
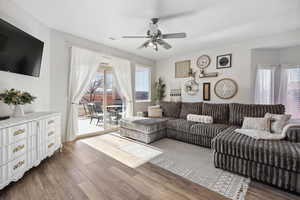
[254,65,276,104]
[286,67,300,119]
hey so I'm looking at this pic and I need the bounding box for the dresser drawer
[46,117,60,129]
[8,139,27,163]
[8,154,26,178]
[47,138,56,155]
[8,124,28,144]
[47,127,57,141]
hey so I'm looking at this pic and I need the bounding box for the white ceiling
[12,0,300,60]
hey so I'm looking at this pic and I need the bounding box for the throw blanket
[187,114,213,124]
[235,123,300,140]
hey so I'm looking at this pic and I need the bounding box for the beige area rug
[81,133,162,168]
[150,139,250,200]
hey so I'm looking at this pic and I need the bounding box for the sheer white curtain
[66,47,102,141]
[254,65,278,104]
[279,65,300,119]
[111,58,134,117]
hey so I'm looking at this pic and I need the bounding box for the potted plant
[153,77,166,105]
[0,89,36,117]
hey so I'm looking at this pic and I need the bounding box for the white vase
[13,105,25,117]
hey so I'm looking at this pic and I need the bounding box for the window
[135,65,151,101]
[286,67,300,119]
[254,66,276,104]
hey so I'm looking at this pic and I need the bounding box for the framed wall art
[216,54,232,69]
[175,60,191,78]
[203,82,211,101]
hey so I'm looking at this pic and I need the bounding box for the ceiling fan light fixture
[148,41,154,47]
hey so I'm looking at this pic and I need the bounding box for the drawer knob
[13,144,25,153]
[48,143,54,148]
[48,131,55,136]
[13,160,25,170]
[48,120,55,125]
[14,129,25,136]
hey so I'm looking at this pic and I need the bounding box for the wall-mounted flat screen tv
[0,18,44,77]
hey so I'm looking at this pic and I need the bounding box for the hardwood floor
[0,140,299,200]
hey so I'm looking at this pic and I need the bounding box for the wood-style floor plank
[0,140,299,200]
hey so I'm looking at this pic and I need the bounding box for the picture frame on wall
[216,54,232,69]
[175,60,191,78]
[203,82,211,101]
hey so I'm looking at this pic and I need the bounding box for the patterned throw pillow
[187,114,213,124]
[241,117,271,132]
[265,113,291,134]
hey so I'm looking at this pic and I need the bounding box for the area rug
[81,133,162,168]
[150,139,250,200]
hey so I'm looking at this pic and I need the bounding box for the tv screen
[0,18,44,77]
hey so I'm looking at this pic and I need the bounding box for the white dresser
[0,112,61,190]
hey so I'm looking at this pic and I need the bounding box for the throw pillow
[264,113,291,134]
[241,117,271,132]
[187,114,213,124]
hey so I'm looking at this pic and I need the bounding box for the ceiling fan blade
[159,11,197,21]
[157,39,172,50]
[162,33,187,39]
[122,36,150,38]
[137,40,151,49]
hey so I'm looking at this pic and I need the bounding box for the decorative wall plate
[214,78,238,99]
[184,80,199,96]
[197,55,211,69]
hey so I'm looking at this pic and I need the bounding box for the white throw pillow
[242,117,271,132]
[264,113,291,134]
[187,114,213,124]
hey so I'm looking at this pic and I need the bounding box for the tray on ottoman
[120,117,167,144]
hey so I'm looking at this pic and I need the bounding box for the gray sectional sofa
[122,102,300,193]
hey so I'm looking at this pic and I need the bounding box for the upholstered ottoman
[120,117,167,144]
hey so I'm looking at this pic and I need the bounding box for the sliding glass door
[78,67,123,136]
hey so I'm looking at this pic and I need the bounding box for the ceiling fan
[122,18,187,51]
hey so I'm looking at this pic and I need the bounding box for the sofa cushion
[212,127,300,173]
[179,102,202,119]
[159,102,182,118]
[202,103,229,124]
[166,119,197,133]
[229,103,285,126]
[190,123,230,138]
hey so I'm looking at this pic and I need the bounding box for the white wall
[0,0,51,116]
[50,30,155,139]
[280,45,300,65]
[156,47,252,103]
[155,30,300,104]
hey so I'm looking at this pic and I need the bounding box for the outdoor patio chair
[86,103,104,126]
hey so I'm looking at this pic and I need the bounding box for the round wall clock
[197,55,211,69]
[214,78,238,99]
